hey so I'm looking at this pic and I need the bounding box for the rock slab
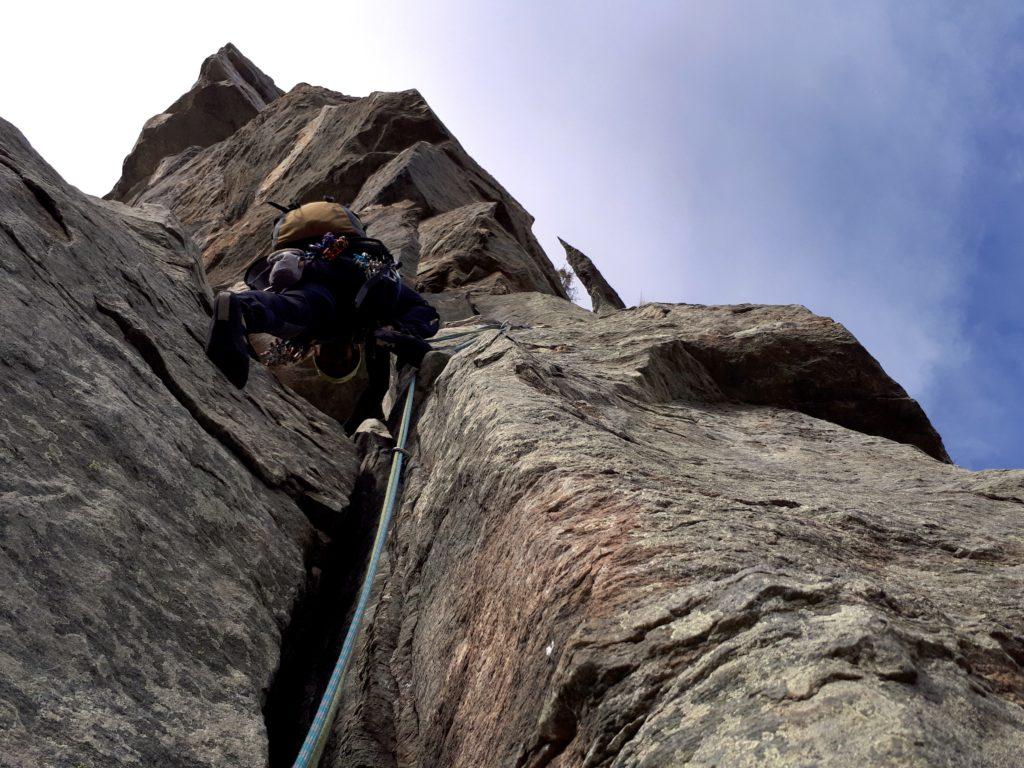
[107,42,283,204]
[330,294,1023,768]
[0,116,356,767]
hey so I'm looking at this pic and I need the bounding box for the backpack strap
[266,200,301,248]
[264,200,292,214]
[342,206,367,238]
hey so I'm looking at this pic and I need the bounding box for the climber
[204,197,439,430]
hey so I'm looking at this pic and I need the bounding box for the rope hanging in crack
[291,374,418,768]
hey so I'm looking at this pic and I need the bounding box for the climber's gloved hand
[374,327,431,367]
[266,248,307,292]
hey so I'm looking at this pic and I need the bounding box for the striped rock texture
[0,114,356,766]
[107,43,284,205]
[113,54,566,299]
[329,293,1022,768]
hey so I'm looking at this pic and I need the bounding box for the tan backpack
[271,199,366,247]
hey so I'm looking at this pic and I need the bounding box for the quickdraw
[305,232,350,262]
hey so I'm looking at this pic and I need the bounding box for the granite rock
[119,69,566,297]
[5,45,1020,768]
[329,294,1022,768]
[0,115,356,767]
[107,43,283,204]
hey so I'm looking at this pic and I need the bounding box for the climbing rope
[430,321,508,344]
[290,321,522,766]
[431,321,516,354]
[291,374,418,768]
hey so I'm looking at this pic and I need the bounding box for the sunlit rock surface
[122,80,566,298]
[331,294,1022,768]
[107,43,283,204]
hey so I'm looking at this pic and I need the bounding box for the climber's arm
[388,284,440,338]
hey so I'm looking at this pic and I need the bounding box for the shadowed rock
[358,199,422,284]
[559,237,626,313]
[670,302,951,462]
[0,115,356,767]
[107,43,283,203]
[417,202,558,295]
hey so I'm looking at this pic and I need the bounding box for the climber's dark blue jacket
[234,268,438,346]
[388,283,441,338]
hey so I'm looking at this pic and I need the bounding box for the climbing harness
[291,374,418,768]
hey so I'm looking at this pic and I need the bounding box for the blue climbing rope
[291,374,418,768]
[290,321,521,766]
[432,322,515,354]
[430,322,508,344]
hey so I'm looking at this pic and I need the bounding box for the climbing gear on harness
[312,340,365,383]
[242,232,399,295]
[304,232,350,263]
[260,337,365,381]
[253,334,369,426]
[205,292,254,389]
[292,374,418,768]
[259,337,311,366]
[347,238,397,278]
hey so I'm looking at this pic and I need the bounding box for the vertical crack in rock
[93,292,384,764]
[3,106,360,767]
[263,437,393,766]
[262,483,379,766]
[92,295,351,510]
[93,291,390,764]
[93,297,283,490]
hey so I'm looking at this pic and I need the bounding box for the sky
[3,1,1022,470]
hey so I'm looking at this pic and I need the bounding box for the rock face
[670,303,950,462]
[107,43,283,204]
[331,294,1023,768]
[118,73,567,299]
[0,116,356,766]
[559,237,626,313]
[4,46,1023,768]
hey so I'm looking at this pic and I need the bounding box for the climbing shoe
[206,292,251,388]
